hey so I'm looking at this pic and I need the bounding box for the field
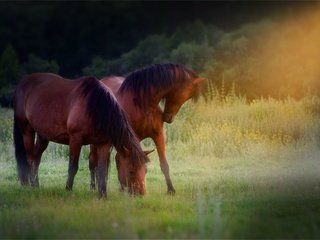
[1,96,320,238]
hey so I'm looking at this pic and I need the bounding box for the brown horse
[13,73,148,197]
[90,63,205,194]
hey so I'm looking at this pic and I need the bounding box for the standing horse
[90,63,205,194]
[13,73,148,197]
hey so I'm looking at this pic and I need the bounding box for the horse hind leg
[21,123,36,186]
[31,134,49,187]
[13,116,30,185]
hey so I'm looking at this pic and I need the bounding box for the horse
[13,73,148,197]
[89,63,206,194]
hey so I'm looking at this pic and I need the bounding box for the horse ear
[193,77,206,85]
[143,149,155,156]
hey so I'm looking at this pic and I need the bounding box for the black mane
[79,77,147,165]
[119,63,198,102]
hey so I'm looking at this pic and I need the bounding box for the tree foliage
[24,54,59,74]
[0,45,20,87]
[0,46,60,106]
[82,11,320,100]
[82,57,110,78]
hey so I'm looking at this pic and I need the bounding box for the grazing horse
[13,73,148,197]
[90,63,205,194]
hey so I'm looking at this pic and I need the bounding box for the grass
[1,96,320,238]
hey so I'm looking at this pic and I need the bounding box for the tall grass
[166,96,320,159]
[1,95,320,238]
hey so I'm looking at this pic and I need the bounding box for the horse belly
[49,133,70,145]
[30,123,70,144]
[26,112,68,139]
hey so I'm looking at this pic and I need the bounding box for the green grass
[1,96,320,238]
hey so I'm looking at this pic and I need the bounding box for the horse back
[15,73,76,113]
[14,73,90,143]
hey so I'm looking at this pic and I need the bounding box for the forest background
[0,1,319,106]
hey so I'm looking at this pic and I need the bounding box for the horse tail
[13,113,29,185]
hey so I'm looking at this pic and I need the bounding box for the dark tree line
[0,1,318,106]
[0,1,309,76]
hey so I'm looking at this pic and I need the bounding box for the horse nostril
[163,113,174,123]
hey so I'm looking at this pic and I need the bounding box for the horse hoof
[30,178,39,188]
[31,182,39,188]
[90,184,96,191]
[167,189,176,195]
[20,181,30,187]
[98,192,107,199]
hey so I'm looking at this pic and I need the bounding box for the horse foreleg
[96,144,111,198]
[89,145,111,191]
[66,137,82,191]
[89,145,98,190]
[30,134,49,187]
[115,153,125,192]
[154,131,176,194]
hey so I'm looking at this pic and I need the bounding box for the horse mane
[119,63,199,104]
[79,77,148,165]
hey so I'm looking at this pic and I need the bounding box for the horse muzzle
[163,112,175,123]
[129,181,146,196]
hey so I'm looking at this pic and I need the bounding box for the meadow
[1,96,320,238]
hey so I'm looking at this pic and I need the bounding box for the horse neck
[118,86,167,112]
[146,87,167,108]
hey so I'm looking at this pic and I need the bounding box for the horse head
[163,77,206,123]
[118,63,206,123]
[116,149,153,195]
